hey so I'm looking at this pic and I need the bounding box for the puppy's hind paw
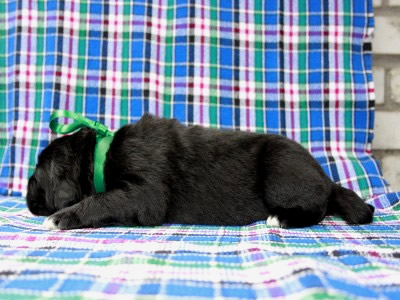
[43,216,59,230]
[42,205,83,230]
[266,215,281,227]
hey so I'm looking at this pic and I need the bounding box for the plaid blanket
[0,0,390,198]
[1,0,400,298]
[0,194,400,299]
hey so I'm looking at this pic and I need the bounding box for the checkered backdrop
[0,0,390,197]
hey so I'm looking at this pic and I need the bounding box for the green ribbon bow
[49,110,115,193]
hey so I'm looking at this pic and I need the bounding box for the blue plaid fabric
[0,0,391,198]
[0,195,400,298]
[1,0,400,298]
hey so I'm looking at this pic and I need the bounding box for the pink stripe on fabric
[155,0,163,116]
[65,1,75,112]
[289,0,295,141]
[245,0,250,130]
[334,1,353,190]
[111,2,119,129]
[18,0,34,191]
[334,1,340,149]
[200,0,205,124]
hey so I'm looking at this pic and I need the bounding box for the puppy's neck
[74,128,97,198]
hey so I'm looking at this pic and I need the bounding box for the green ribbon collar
[49,110,114,193]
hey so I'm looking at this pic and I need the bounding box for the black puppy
[27,114,374,230]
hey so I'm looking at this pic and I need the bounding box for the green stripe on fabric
[0,295,48,300]
[209,0,218,128]
[351,158,370,198]
[0,4,5,51]
[344,1,352,144]
[343,1,369,197]
[74,2,88,114]
[254,0,264,132]
[298,0,308,145]
[301,292,352,300]
[120,3,131,126]
[163,0,174,119]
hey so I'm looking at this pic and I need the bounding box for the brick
[373,0,382,7]
[373,66,385,105]
[389,68,400,104]
[381,154,400,191]
[373,16,400,55]
[388,0,400,6]
[372,112,400,149]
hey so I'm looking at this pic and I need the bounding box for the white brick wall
[373,112,400,149]
[373,67,385,104]
[381,155,400,191]
[372,2,400,191]
[388,0,400,7]
[372,16,400,55]
[390,68,400,103]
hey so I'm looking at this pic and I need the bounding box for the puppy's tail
[327,184,374,224]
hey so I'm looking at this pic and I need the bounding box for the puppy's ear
[26,175,51,216]
[54,180,78,210]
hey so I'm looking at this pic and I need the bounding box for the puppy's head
[27,128,95,216]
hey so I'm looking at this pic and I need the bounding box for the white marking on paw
[43,217,58,230]
[266,215,281,227]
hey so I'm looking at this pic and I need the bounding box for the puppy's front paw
[266,215,288,228]
[43,216,58,230]
[43,206,81,230]
[266,215,281,227]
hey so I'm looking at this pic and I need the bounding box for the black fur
[26,114,374,229]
